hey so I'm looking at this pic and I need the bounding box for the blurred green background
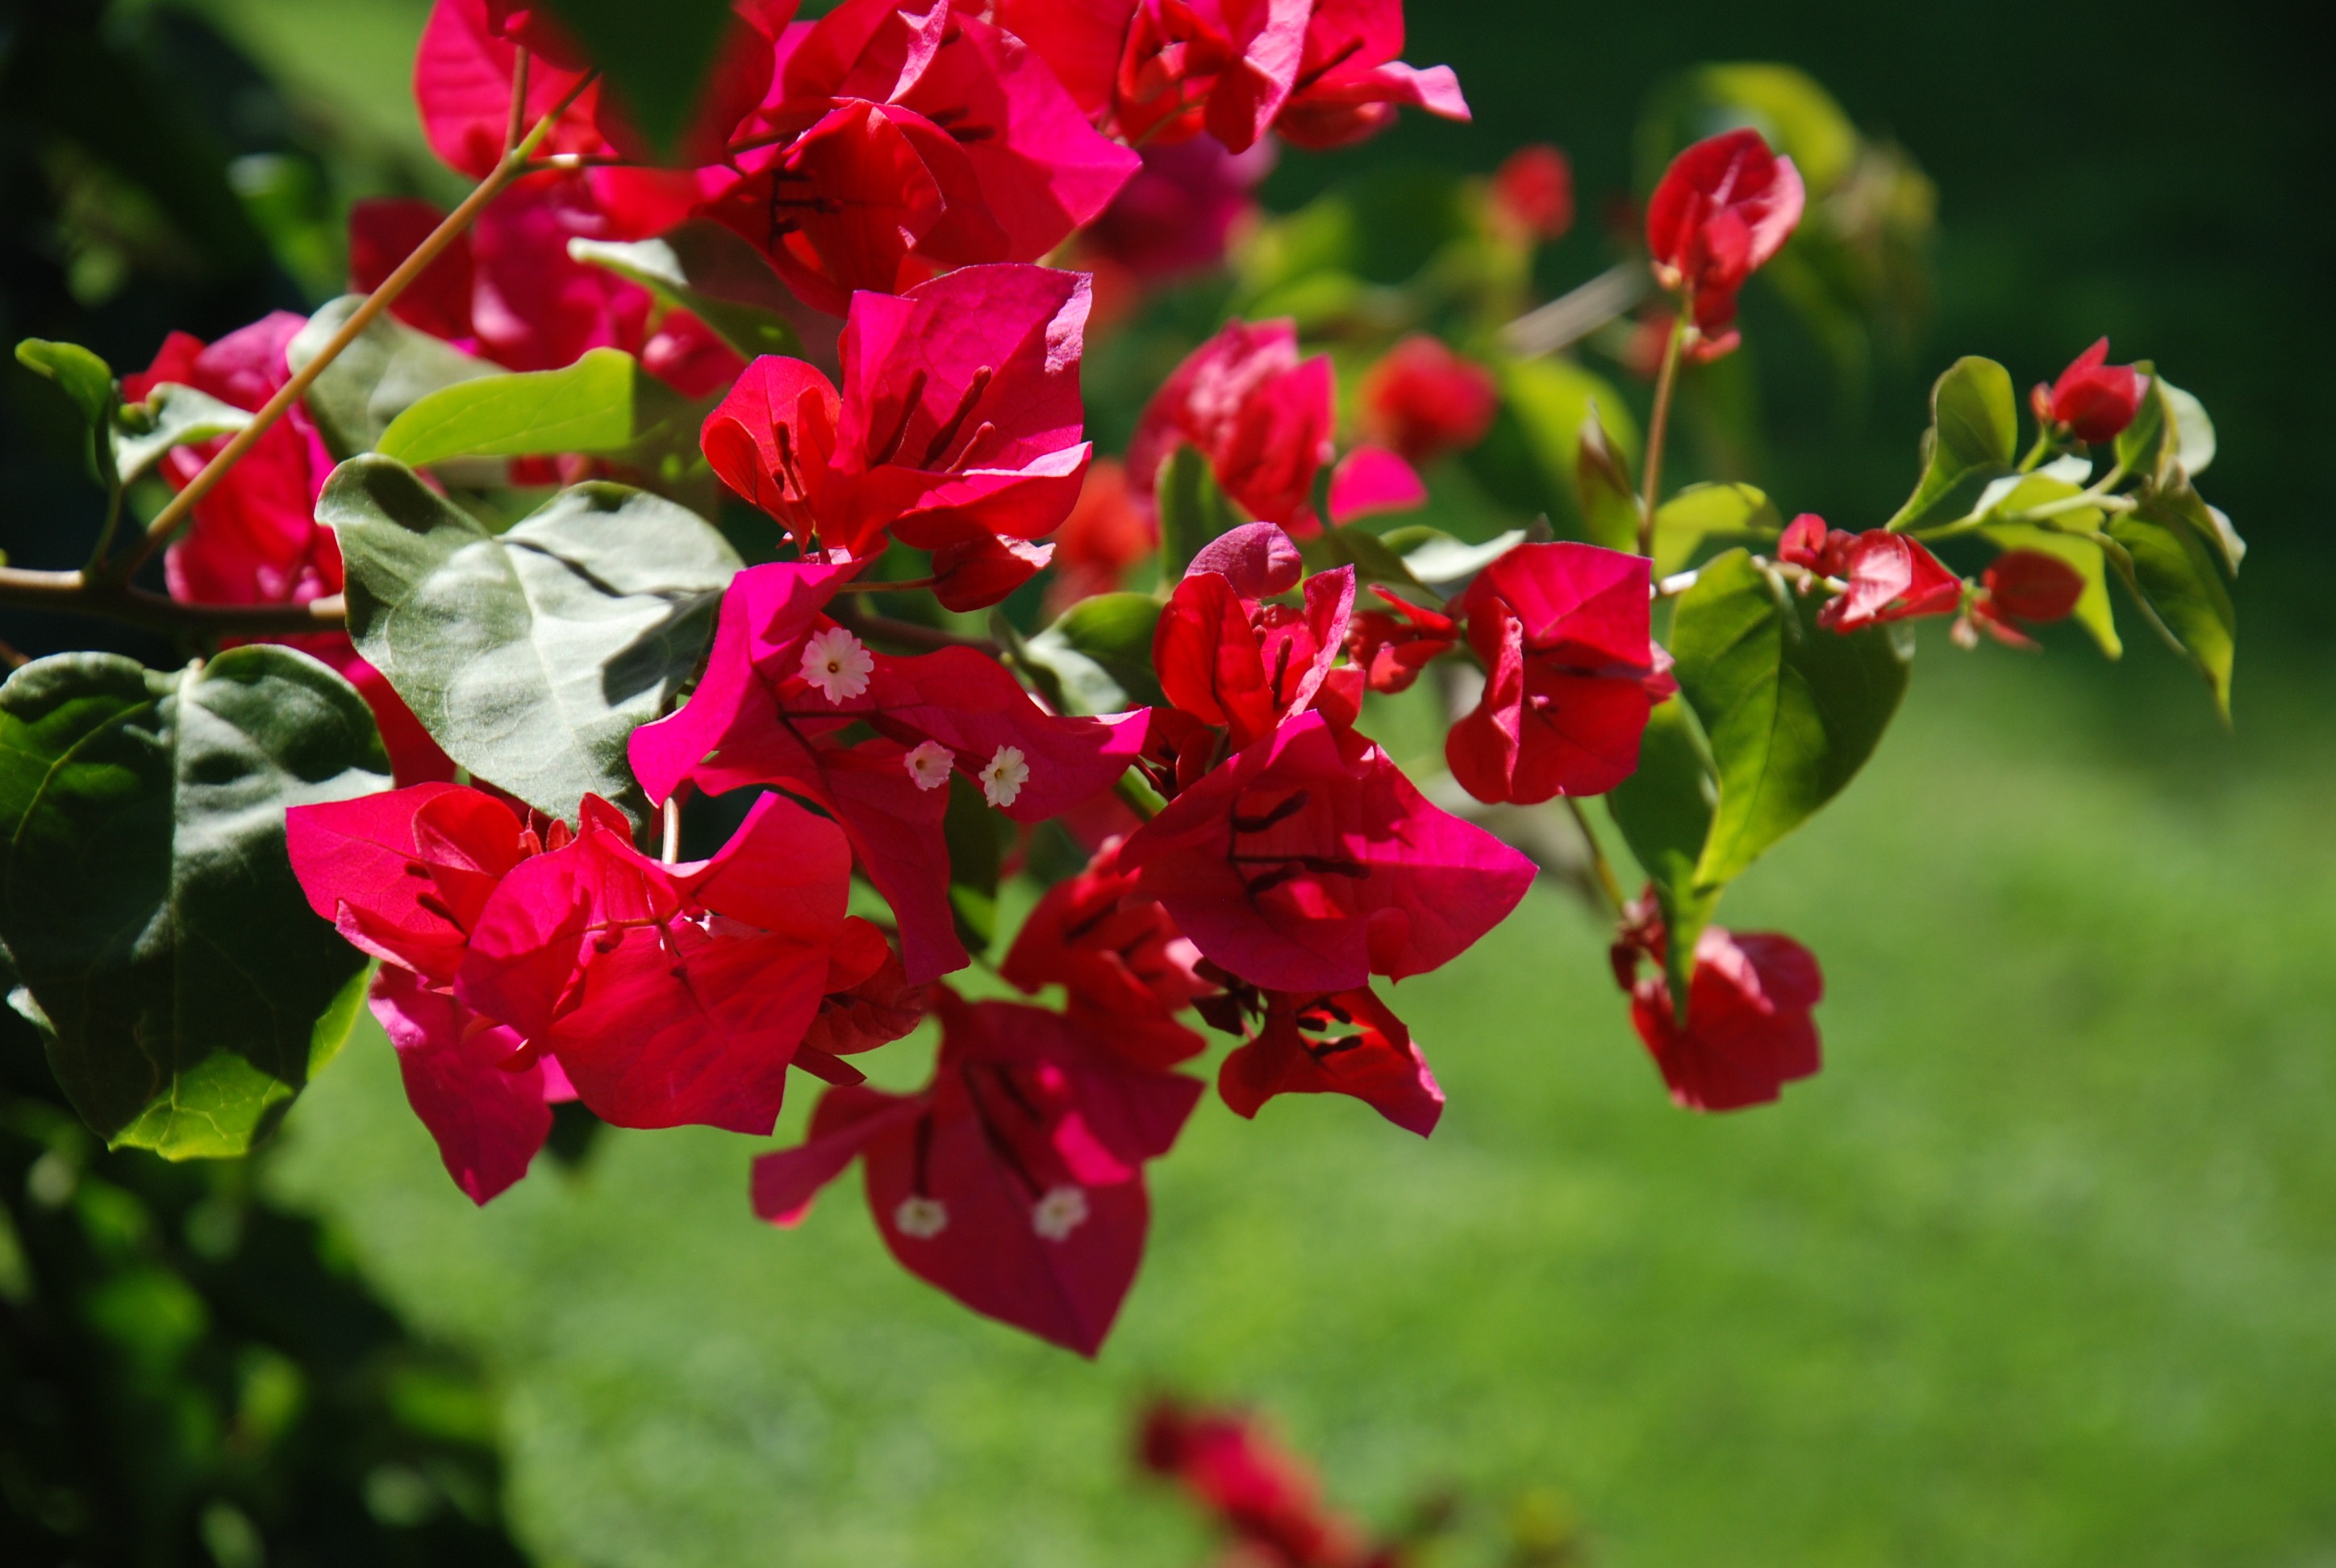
[5,1,2333,1564]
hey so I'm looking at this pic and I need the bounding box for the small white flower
[979,744,1030,808]
[893,1195,949,1239]
[1030,1184,1089,1242]
[903,740,954,791]
[799,626,873,703]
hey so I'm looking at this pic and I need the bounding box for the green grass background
[173,1,2336,1561]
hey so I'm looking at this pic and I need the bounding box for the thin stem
[504,48,532,154]
[115,68,600,583]
[2017,430,2055,473]
[85,482,126,573]
[1562,798,1628,918]
[1114,769,1165,822]
[1636,306,1691,559]
[833,578,938,595]
[830,601,999,657]
[0,566,345,637]
[661,796,682,865]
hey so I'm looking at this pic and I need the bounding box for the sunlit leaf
[1886,356,2017,532]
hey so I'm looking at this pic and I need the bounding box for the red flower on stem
[1811,528,1963,635]
[1199,972,1441,1136]
[701,264,1092,599]
[1644,127,1804,355]
[1358,335,1499,467]
[752,988,1203,1356]
[1129,318,1336,534]
[1445,543,1673,804]
[1345,586,1457,695]
[1154,523,1358,750]
[1270,0,1470,150]
[2032,338,2145,444]
[1489,143,1573,242]
[1141,1400,1383,1568]
[627,561,1149,982]
[1612,895,1823,1113]
[1962,549,2086,649]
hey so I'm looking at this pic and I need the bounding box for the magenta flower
[752,989,1203,1356]
[1271,0,1470,150]
[1205,977,1443,1136]
[1154,523,1357,750]
[628,561,1149,982]
[1128,319,1336,534]
[1445,543,1672,804]
[1613,897,1824,1112]
[1817,530,1963,634]
[371,965,574,1206]
[702,264,1093,589]
[1120,711,1535,994]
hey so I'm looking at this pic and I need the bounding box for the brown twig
[0,567,345,638]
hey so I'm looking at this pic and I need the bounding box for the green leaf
[290,296,499,460]
[0,648,390,1158]
[1605,699,1720,1013]
[111,383,252,486]
[16,339,116,429]
[1980,523,2121,659]
[1305,526,1420,590]
[1671,550,1912,887]
[541,0,734,161]
[1886,357,2017,532]
[1653,482,1781,577]
[323,457,743,823]
[378,348,642,467]
[1574,402,1642,555]
[2159,378,2216,477]
[1385,528,1527,587]
[1022,594,1165,716]
[943,775,1009,954]
[2108,503,2236,719]
[2146,482,2246,577]
[569,224,804,360]
[1158,445,1238,581]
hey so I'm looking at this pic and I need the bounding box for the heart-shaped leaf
[378,348,644,466]
[0,648,390,1158]
[1653,482,1781,577]
[2108,502,2236,720]
[1886,356,2017,532]
[569,223,805,360]
[1020,592,1166,716]
[323,456,743,823]
[290,295,499,459]
[1671,549,1912,887]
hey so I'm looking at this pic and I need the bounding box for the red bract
[1358,335,1499,466]
[752,989,1203,1356]
[1645,128,1804,351]
[1141,1401,1376,1568]
[701,264,1091,586]
[1001,836,1216,1070]
[286,782,565,1202]
[1613,899,1822,1112]
[1490,143,1574,241]
[1776,511,1856,578]
[1345,586,1456,694]
[1047,459,1157,611]
[456,791,870,1136]
[1120,710,1535,993]
[349,177,747,394]
[126,319,452,784]
[1155,524,1355,749]
[1099,0,1310,152]
[804,928,929,1057]
[1083,131,1274,282]
[1270,0,1469,150]
[702,0,1138,314]
[415,0,620,180]
[1204,976,1441,1136]
[1965,549,2085,650]
[1129,319,1336,534]
[2034,338,2145,444]
[1446,543,1670,804]
[626,561,1148,982]
[1817,529,1963,634]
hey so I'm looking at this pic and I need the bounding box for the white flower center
[903,740,954,791]
[1031,1184,1088,1242]
[980,744,1030,808]
[893,1195,949,1239]
[799,626,873,703]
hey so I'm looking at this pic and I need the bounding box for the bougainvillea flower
[1095,0,1310,153]
[1358,334,1500,466]
[1083,131,1274,281]
[1324,444,1426,525]
[1001,836,1217,1070]
[1155,537,1354,750]
[126,319,453,783]
[1963,549,2086,649]
[1645,127,1804,347]
[2034,338,2145,444]
[628,561,1148,981]
[1046,459,1157,612]
[1776,511,1855,578]
[1121,711,1535,993]
[1445,543,1669,804]
[286,782,548,986]
[1140,1400,1375,1568]
[1817,530,1963,634]
[701,265,1092,575]
[1128,318,1336,533]
[1201,974,1441,1136]
[350,177,748,394]
[1490,142,1575,241]
[700,0,1137,313]
[456,792,864,1136]
[752,990,1203,1355]
[804,928,928,1057]
[1345,586,1457,694]
[370,965,565,1206]
[415,0,619,180]
[1613,896,1822,1112]
[1270,0,1470,150]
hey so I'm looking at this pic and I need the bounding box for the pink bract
[1128,318,1336,534]
[1818,531,1963,634]
[1216,983,1443,1137]
[1270,0,1470,150]
[1154,540,1355,749]
[1645,127,1804,342]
